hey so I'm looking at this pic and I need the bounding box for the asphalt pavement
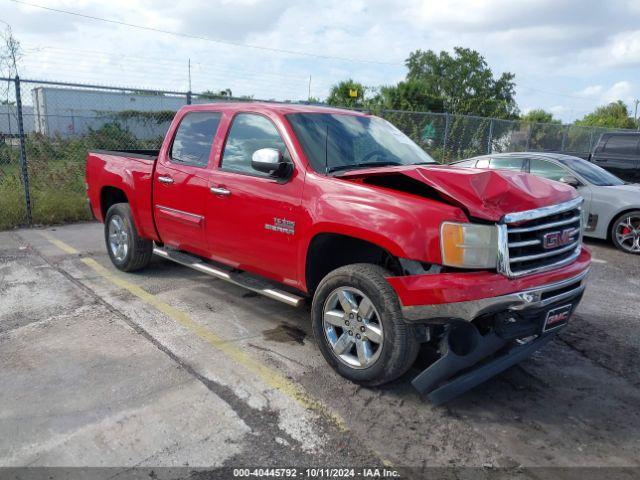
[1,222,639,476]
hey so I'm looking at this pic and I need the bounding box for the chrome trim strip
[402,268,590,323]
[504,247,582,277]
[508,215,581,233]
[153,247,304,307]
[508,239,540,248]
[510,240,580,263]
[155,204,204,220]
[502,197,584,224]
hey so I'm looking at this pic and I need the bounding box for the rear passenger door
[592,134,640,182]
[154,111,222,257]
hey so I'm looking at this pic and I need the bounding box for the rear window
[488,157,524,171]
[602,135,639,155]
[453,159,478,167]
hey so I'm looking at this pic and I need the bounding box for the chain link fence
[0,76,633,230]
[379,110,623,163]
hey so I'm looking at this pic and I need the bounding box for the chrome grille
[498,198,584,277]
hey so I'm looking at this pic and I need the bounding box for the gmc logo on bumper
[542,228,576,249]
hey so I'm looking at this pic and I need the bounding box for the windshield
[556,157,625,186]
[286,113,436,173]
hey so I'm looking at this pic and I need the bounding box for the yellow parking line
[38,232,349,433]
[39,231,80,255]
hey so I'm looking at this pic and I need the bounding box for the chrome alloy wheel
[615,215,640,253]
[322,287,384,369]
[108,215,129,262]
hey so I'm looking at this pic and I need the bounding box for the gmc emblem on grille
[542,228,576,249]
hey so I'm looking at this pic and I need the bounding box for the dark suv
[590,132,640,183]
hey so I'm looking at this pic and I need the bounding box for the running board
[152,247,305,307]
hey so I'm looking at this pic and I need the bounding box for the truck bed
[86,149,159,242]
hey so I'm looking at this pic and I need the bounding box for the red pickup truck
[86,103,591,403]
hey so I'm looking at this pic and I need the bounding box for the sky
[1,0,639,123]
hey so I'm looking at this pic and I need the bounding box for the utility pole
[308,75,312,102]
[186,58,192,105]
[634,99,639,131]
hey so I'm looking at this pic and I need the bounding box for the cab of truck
[590,132,640,183]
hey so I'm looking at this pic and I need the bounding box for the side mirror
[251,148,291,178]
[559,175,580,188]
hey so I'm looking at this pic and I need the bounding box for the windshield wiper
[327,161,403,173]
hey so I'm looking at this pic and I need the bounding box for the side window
[170,112,221,166]
[603,135,639,155]
[221,113,290,176]
[529,158,568,181]
[488,157,524,171]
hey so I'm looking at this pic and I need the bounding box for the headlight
[440,222,498,269]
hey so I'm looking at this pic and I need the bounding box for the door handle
[210,186,231,196]
[158,175,174,184]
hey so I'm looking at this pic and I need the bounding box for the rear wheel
[104,203,153,271]
[611,210,640,254]
[311,264,419,386]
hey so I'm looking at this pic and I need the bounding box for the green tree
[326,79,368,108]
[575,100,636,129]
[405,47,518,118]
[521,109,560,124]
[375,79,444,112]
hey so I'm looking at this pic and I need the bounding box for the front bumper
[387,247,591,323]
[402,268,588,323]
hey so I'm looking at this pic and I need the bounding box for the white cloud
[575,85,603,97]
[573,82,634,105]
[604,30,640,67]
[2,0,639,123]
[602,81,633,103]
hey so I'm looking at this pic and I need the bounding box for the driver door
[205,112,305,288]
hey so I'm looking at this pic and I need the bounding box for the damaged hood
[337,165,578,221]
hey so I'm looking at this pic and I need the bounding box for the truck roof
[179,102,368,116]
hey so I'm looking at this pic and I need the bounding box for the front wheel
[104,203,153,271]
[611,210,640,254]
[311,264,419,386]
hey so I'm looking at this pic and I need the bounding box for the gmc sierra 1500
[86,103,591,404]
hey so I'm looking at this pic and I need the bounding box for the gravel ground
[0,222,638,479]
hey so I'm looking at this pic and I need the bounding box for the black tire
[311,263,419,386]
[104,203,153,271]
[610,210,640,254]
